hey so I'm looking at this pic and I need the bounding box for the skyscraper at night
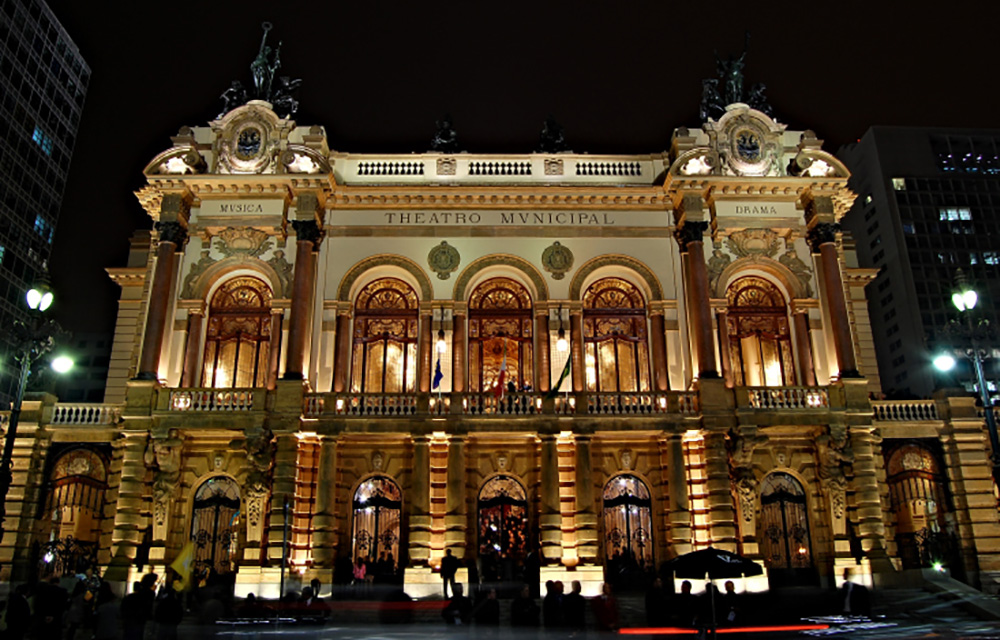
[839,127,1000,403]
[0,0,89,403]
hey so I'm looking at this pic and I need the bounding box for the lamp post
[934,269,1000,485]
[0,278,70,543]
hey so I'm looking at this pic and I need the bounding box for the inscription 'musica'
[218,203,265,213]
[383,212,617,225]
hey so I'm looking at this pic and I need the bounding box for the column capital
[154,220,188,247]
[291,219,323,250]
[674,220,710,251]
[807,222,840,252]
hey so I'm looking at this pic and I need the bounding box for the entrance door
[886,443,957,570]
[352,476,402,568]
[603,474,654,585]
[759,472,815,585]
[478,475,529,581]
[190,476,240,575]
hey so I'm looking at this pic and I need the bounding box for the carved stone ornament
[496,452,509,471]
[778,241,814,296]
[734,471,757,524]
[726,228,780,258]
[181,250,217,298]
[620,449,633,471]
[144,431,183,528]
[541,241,574,280]
[155,221,188,247]
[706,246,732,292]
[437,157,457,176]
[266,249,294,297]
[213,101,293,175]
[816,427,854,492]
[242,429,275,531]
[216,227,273,258]
[428,241,461,280]
[544,158,564,176]
[807,222,840,252]
[371,450,385,472]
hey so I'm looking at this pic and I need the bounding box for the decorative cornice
[106,267,146,286]
[329,186,668,210]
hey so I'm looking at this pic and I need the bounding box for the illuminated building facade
[4,98,1000,598]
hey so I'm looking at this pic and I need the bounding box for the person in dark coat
[4,584,32,640]
[441,583,472,625]
[592,582,619,632]
[93,582,122,640]
[511,584,540,627]
[543,580,564,629]
[673,580,698,627]
[34,576,68,639]
[153,585,184,640]
[440,549,461,599]
[121,573,157,640]
[645,577,668,626]
[564,580,586,631]
[721,580,741,625]
[840,568,871,616]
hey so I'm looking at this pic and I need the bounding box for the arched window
[583,278,651,392]
[602,474,654,573]
[39,448,108,576]
[727,277,795,387]
[191,476,240,575]
[478,476,528,578]
[202,276,273,388]
[352,476,402,567]
[468,278,533,393]
[351,278,419,393]
[759,472,812,569]
[886,443,955,569]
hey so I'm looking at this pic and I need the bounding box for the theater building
[3,92,1000,597]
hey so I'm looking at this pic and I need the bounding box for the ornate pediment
[215,227,273,258]
[211,101,295,175]
[706,105,787,177]
[725,228,781,258]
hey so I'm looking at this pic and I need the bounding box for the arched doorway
[202,276,274,388]
[727,277,796,386]
[759,472,814,585]
[478,475,529,581]
[583,278,651,392]
[190,476,240,575]
[351,277,420,393]
[38,448,108,577]
[603,474,654,584]
[886,443,957,570]
[468,278,534,393]
[352,476,402,569]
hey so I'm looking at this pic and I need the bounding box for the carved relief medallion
[428,241,461,280]
[216,227,273,258]
[541,241,574,280]
[726,228,781,258]
[437,157,457,176]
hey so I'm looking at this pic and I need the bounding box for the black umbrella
[666,547,763,634]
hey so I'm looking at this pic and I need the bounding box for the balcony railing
[169,389,261,411]
[587,392,699,415]
[52,403,122,425]
[329,394,417,416]
[745,387,830,410]
[463,393,542,416]
[873,400,940,422]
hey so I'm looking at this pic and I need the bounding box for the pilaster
[539,435,562,563]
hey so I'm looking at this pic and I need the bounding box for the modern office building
[839,127,1000,403]
[3,51,1000,602]
[0,0,89,403]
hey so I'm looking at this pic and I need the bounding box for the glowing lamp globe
[51,356,74,374]
[933,353,957,372]
[26,285,53,311]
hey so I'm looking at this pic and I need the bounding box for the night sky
[43,1,1000,335]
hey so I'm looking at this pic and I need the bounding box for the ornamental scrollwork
[726,228,780,258]
[541,242,574,280]
[215,227,273,259]
[428,241,461,280]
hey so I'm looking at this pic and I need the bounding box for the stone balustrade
[329,393,417,416]
[463,392,542,416]
[168,389,260,411]
[873,400,940,422]
[51,403,122,425]
[744,387,830,410]
[303,394,325,418]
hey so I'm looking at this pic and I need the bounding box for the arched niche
[338,255,433,303]
[453,254,549,303]
[569,255,663,302]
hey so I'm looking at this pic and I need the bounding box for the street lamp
[934,269,1000,485]
[0,278,72,542]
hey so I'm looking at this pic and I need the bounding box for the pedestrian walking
[511,584,540,627]
[93,583,122,640]
[564,580,586,631]
[591,582,619,633]
[4,584,32,640]
[440,549,460,599]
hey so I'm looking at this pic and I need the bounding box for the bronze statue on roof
[218,22,302,119]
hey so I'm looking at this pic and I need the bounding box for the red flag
[494,339,508,399]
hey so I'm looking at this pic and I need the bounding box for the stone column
[703,431,737,551]
[311,437,338,568]
[665,434,692,555]
[409,436,431,566]
[570,311,584,392]
[451,313,466,393]
[716,309,734,388]
[536,312,551,393]
[106,432,150,581]
[574,435,598,564]
[180,307,204,387]
[444,436,467,555]
[676,220,719,379]
[332,311,351,392]
[266,309,283,389]
[808,221,859,378]
[419,311,433,393]
[792,307,817,386]
[283,218,322,380]
[137,214,188,380]
[539,435,562,563]
[848,425,889,562]
[650,312,669,391]
[266,433,298,563]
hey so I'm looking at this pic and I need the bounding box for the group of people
[644,578,744,629]
[1,569,185,640]
[442,580,620,633]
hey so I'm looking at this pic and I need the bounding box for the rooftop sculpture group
[700,33,774,122]
[219,22,303,119]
